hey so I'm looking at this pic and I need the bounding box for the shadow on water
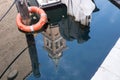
[26,20,91,80]
[58,16,90,44]
[26,2,94,80]
[27,0,119,80]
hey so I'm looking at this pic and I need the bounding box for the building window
[46,39,49,47]
[55,42,59,49]
[49,34,51,36]
[60,39,63,46]
[50,42,52,49]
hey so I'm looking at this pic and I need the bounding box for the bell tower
[42,24,67,67]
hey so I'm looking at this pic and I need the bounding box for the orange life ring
[16,6,47,32]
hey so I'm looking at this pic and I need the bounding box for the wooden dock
[0,0,32,79]
[91,38,120,80]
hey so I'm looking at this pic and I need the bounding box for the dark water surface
[27,0,120,80]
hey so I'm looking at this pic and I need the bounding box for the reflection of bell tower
[42,25,67,67]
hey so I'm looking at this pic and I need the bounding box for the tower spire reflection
[42,25,67,68]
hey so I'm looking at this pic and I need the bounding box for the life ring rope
[16,6,47,32]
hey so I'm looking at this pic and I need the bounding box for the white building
[37,0,60,5]
[61,0,95,26]
[37,0,95,26]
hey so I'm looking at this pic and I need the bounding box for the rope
[0,46,28,79]
[0,0,16,22]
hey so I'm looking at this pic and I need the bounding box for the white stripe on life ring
[28,7,31,11]
[41,13,46,16]
[30,25,34,32]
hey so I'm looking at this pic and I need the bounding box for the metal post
[25,34,40,78]
[16,0,40,78]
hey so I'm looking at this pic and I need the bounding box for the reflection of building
[92,0,100,12]
[61,0,95,26]
[42,25,67,67]
[59,15,91,44]
[37,0,61,7]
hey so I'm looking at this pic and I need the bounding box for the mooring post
[25,34,40,78]
[16,0,40,78]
